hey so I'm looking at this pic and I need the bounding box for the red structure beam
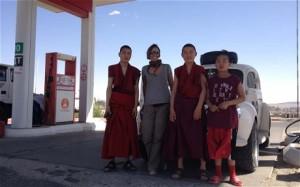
[39,0,92,18]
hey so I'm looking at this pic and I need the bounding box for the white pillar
[79,3,95,122]
[12,0,37,128]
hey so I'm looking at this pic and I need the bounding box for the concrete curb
[4,123,96,138]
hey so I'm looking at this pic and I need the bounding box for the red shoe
[209,175,222,184]
[230,176,243,186]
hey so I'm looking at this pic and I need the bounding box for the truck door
[246,71,263,126]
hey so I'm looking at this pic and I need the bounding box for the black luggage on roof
[200,50,238,65]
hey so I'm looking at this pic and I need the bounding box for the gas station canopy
[9,0,132,131]
[37,0,130,18]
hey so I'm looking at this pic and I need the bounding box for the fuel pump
[44,53,76,124]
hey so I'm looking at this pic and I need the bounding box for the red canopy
[39,0,92,18]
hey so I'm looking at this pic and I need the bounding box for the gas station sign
[14,42,24,72]
[15,42,24,54]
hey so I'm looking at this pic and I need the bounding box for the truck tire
[260,138,270,149]
[260,116,271,149]
[0,103,8,122]
[235,120,259,172]
[32,101,43,125]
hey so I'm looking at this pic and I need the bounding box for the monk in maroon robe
[102,45,140,172]
[163,44,208,180]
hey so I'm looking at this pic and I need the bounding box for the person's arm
[167,65,174,91]
[133,76,140,117]
[142,75,146,99]
[141,67,146,97]
[219,82,246,110]
[169,75,178,122]
[206,82,219,112]
[105,77,113,115]
[193,74,207,120]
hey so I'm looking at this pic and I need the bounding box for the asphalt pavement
[0,120,299,187]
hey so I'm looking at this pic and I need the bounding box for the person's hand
[104,106,112,118]
[193,105,202,120]
[169,108,176,122]
[132,107,137,118]
[106,105,111,113]
[209,105,219,112]
[218,101,230,110]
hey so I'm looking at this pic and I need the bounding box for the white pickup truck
[202,51,271,172]
[0,64,44,125]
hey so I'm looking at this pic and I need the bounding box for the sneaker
[123,160,137,171]
[171,168,184,179]
[148,170,157,176]
[103,160,116,172]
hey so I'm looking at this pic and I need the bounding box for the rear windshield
[205,68,243,83]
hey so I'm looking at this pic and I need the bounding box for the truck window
[247,72,256,89]
[205,68,243,83]
[0,66,7,81]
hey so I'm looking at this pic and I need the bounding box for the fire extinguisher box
[44,53,76,125]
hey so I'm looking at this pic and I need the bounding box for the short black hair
[216,50,231,61]
[119,45,132,53]
[147,44,160,60]
[182,43,197,53]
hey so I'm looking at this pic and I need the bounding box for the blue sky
[0,0,299,103]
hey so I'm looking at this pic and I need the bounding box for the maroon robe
[163,63,207,160]
[101,63,140,159]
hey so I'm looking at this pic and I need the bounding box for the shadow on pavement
[276,172,300,182]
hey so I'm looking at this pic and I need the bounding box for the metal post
[297,0,299,118]
[79,1,95,122]
[12,0,37,128]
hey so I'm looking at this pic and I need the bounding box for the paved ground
[263,120,300,187]
[0,119,299,187]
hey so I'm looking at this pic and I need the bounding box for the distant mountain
[269,102,298,109]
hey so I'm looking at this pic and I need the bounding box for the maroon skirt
[101,92,140,159]
[163,94,207,160]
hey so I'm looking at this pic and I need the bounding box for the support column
[79,3,95,122]
[12,0,37,128]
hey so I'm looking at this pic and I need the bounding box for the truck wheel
[260,116,271,149]
[235,120,259,172]
[0,103,8,122]
[260,138,270,149]
[32,101,43,126]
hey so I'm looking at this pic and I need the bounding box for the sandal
[230,176,243,186]
[209,175,222,184]
[171,168,184,179]
[103,160,116,172]
[200,169,209,181]
[123,160,137,171]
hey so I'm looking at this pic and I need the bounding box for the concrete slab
[5,123,96,137]
[0,120,293,186]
